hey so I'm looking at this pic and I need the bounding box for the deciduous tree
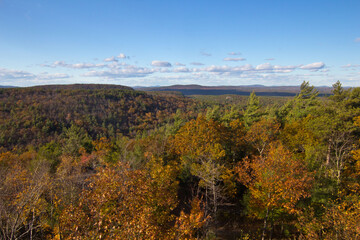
[236,142,313,240]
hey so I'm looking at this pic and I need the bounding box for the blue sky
[0,0,360,87]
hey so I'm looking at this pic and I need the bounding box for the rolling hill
[137,84,334,96]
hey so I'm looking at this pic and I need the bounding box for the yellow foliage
[175,198,208,240]
[236,142,313,218]
[59,160,207,239]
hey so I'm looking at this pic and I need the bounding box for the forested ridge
[1,81,360,239]
[0,86,199,150]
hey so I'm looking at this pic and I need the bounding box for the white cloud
[117,53,127,59]
[256,63,273,71]
[299,62,325,71]
[37,73,70,80]
[0,68,35,80]
[265,58,275,61]
[191,62,204,66]
[175,62,186,66]
[273,65,297,73]
[187,62,314,75]
[273,65,297,70]
[192,64,252,76]
[173,67,190,73]
[223,57,246,62]
[342,64,360,68]
[104,56,118,62]
[151,60,172,67]
[0,68,70,84]
[228,52,241,55]
[203,65,232,73]
[239,64,254,71]
[44,61,107,69]
[83,65,154,79]
[106,62,128,69]
[155,68,172,73]
[72,63,106,69]
[53,61,67,67]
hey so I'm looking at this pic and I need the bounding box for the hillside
[0,85,197,150]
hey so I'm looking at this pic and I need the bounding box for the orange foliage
[171,115,228,161]
[245,118,280,156]
[59,159,207,239]
[236,142,313,217]
[175,198,209,240]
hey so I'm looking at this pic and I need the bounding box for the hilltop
[30,83,133,91]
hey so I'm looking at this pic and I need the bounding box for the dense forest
[1,81,360,239]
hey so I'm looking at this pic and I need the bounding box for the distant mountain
[29,84,133,91]
[0,85,17,88]
[138,84,333,97]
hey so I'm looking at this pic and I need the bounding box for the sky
[0,0,360,87]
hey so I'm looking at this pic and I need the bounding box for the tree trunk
[261,208,269,240]
[213,181,217,216]
[205,187,208,214]
[269,221,273,240]
[326,141,331,166]
[30,209,34,240]
[336,157,341,186]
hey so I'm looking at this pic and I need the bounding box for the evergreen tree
[282,81,320,121]
[330,81,346,103]
[244,91,261,128]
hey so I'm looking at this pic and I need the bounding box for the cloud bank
[0,68,70,86]
[1,47,333,87]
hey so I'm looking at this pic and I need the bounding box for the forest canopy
[1,81,360,239]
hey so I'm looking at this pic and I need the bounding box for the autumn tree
[298,116,360,239]
[175,197,209,239]
[306,101,355,186]
[59,159,207,239]
[280,116,319,159]
[171,116,238,217]
[245,118,280,156]
[0,151,50,240]
[236,142,313,240]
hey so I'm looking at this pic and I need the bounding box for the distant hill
[138,84,333,97]
[0,85,17,88]
[30,84,133,91]
[0,86,196,150]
